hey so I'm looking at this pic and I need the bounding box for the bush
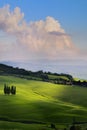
[51,123,56,129]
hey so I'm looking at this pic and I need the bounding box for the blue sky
[0,0,87,61]
[0,0,87,49]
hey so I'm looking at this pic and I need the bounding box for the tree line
[4,84,16,95]
[1,64,87,88]
[0,63,73,81]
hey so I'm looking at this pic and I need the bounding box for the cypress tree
[7,86,10,95]
[4,84,7,94]
[11,86,16,95]
[4,84,16,95]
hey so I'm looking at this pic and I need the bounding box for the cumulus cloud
[0,5,79,61]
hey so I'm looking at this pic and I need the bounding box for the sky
[0,0,87,62]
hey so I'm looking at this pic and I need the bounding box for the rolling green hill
[0,75,87,129]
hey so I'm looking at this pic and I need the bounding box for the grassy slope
[0,76,87,129]
[48,74,69,80]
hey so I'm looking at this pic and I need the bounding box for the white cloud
[0,5,79,61]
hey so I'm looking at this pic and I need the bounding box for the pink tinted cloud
[0,5,79,61]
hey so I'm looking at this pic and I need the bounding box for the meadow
[0,75,87,129]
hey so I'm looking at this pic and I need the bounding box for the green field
[0,75,87,129]
[48,74,69,80]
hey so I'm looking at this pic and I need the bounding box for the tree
[4,84,7,94]
[4,84,10,94]
[11,86,16,95]
[7,86,10,95]
[4,84,16,95]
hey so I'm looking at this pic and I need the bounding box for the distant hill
[0,63,73,82]
[0,63,30,75]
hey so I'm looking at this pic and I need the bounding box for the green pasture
[0,75,87,129]
[48,74,69,80]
